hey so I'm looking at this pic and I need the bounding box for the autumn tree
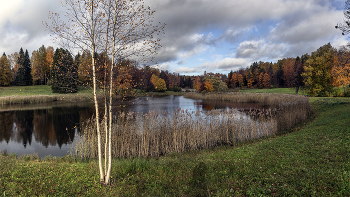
[193,76,202,92]
[282,58,295,88]
[77,50,93,86]
[150,74,167,92]
[203,75,227,92]
[0,53,13,86]
[46,0,164,185]
[231,73,238,88]
[8,52,20,82]
[332,47,350,94]
[258,72,264,87]
[114,60,134,95]
[31,45,50,85]
[204,81,214,92]
[238,74,244,87]
[302,43,335,96]
[155,78,167,92]
[262,73,270,88]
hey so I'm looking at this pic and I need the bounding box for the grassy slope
[0,97,349,196]
[240,87,307,95]
[0,85,91,97]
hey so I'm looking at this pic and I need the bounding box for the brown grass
[74,109,278,158]
[73,92,311,159]
[186,92,311,132]
[184,92,309,107]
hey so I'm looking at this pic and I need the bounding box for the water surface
[0,95,257,157]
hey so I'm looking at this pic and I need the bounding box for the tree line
[226,43,350,96]
[1,42,349,97]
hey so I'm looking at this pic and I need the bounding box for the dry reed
[185,92,311,132]
[74,109,277,158]
[73,93,311,159]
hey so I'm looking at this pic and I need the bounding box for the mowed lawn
[0,85,92,97]
[0,96,349,196]
[240,87,307,95]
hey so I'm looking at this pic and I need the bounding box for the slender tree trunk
[103,0,111,178]
[295,86,299,95]
[91,0,105,183]
[105,0,118,184]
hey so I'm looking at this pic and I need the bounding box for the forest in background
[0,42,349,97]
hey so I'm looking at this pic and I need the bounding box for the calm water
[0,96,261,157]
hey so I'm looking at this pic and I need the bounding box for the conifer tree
[14,48,25,85]
[14,48,32,86]
[24,50,32,85]
[51,48,78,93]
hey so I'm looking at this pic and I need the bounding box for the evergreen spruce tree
[14,48,25,86]
[51,48,78,93]
[24,50,32,85]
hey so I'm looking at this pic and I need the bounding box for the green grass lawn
[240,87,307,95]
[0,97,349,196]
[0,85,92,97]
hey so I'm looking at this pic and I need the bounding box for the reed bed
[185,92,311,132]
[73,92,310,159]
[184,92,309,107]
[73,109,277,159]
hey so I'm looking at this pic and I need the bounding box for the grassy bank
[1,97,349,196]
[0,86,184,105]
[240,87,307,95]
[0,85,99,105]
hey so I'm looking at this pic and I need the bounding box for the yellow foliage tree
[155,78,167,92]
[263,73,270,88]
[0,53,12,86]
[238,74,244,87]
[204,81,214,92]
[193,76,202,92]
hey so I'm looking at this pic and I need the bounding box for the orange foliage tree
[204,81,214,92]
[332,48,350,94]
[263,73,270,88]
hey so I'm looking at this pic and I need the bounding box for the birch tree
[45,0,164,185]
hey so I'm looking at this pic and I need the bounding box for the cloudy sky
[0,0,349,75]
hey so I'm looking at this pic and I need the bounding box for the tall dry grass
[185,92,311,132]
[73,109,277,158]
[73,92,310,159]
[184,92,309,107]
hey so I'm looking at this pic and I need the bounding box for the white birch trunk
[90,0,104,183]
[105,0,118,184]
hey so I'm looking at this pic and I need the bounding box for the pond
[0,95,265,157]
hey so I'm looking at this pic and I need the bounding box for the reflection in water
[0,104,94,157]
[15,110,34,148]
[0,111,14,144]
[0,96,265,157]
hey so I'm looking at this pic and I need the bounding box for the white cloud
[236,40,288,61]
[175,67,198,73]
[1,0,349,76]
[198,58,249,72]
[0,0,62,54]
